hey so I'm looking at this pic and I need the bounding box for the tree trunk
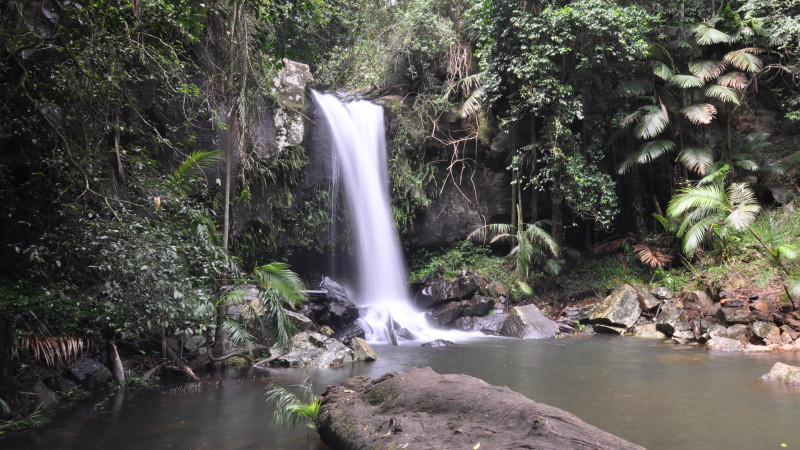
[552,180,563,247]
[511,168,518,228]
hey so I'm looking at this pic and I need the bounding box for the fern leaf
[633,244,671,269]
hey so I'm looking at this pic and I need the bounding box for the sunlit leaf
[681,104,717,125]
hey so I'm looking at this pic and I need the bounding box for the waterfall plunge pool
[5,336,800,449]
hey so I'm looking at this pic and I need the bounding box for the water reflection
[4,336,800,449]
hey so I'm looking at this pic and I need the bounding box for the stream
[5,336,800,449]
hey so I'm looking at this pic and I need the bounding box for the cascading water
[313,91,458,344]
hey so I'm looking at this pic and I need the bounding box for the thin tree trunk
[552,178,563,247]
[511,167,518,228]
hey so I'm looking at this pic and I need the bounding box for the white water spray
[313,91,464,344]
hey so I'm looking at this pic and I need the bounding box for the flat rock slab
[318,367,643,450]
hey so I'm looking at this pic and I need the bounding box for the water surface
[5,336,799,449]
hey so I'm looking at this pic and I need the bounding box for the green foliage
[265,377,321,431]
[667,165,760,254]
[468,206,560,280]
[407,240,506,282]
[559,255,651,295]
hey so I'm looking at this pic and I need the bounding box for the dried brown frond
[591,235,635,255]
[633,244,672,269]
[21,336,85,368]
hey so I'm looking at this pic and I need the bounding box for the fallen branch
[253,353,283,368]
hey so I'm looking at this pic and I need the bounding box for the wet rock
[224,284,260,320]
[706,337,745,352]
[781,325,800,341]
[562,304,598,323]
[44,375,76,393]
[633,323,667,339]
[685,290,714,313]
[469,295,495,317]
[501,304,559,339]
[307,278,359,331]
[594,324,627,335]
[761,362,800,385]
[655,301,691,336]
[331,324,365,343]
[276,331,355,368]
[67,358,112,390]
[641,291,662,311]
[454,313,508,335]
[485,282,509,299]
[454,271,480,299]
[33,380,59,409]
[651,286,673,300]
[421,339,456,348]
[588,284,642,329]
[317,367,644,450]
[707,324,729,339]
[752,321,781,343]
[184,335,206,354]
[285,309,315,333]
[427,301,465,327]
[349,337,378,361]
[726,324,751,341]
[721,298,745,307]
[716,307,752,325]
[414,279,457,309]
[272,60,312,152]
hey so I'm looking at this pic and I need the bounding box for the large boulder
[655,300,692,336]
[705,337,745,352]
[468,295,495,317]
[453,313,508,335]
[275,331,356,367]
[501,304,558,339]
[306,278,359,332]
[67,358,111,390]
[588,285,642,330]
[426,301,466,327]
[318,367,644,450]
[716,307,753,325]
[414,279,458,309]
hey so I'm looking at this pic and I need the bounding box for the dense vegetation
[1,0,799,425]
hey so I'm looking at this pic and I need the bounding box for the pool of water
[5,336,800,449]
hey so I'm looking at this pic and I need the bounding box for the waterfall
[313,91,449,344]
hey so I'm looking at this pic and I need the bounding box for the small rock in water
[761,362,800,385]
[421,339,455,348]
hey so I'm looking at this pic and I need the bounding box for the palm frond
[698,164,730,186]
[681,104,717,125]
[688,60,727,81]
[723,50,763,73]
[458,86,486,118]
[671,74,705,89]
[21,336,85,367]
[259,291,295,351]
[521,222,560,258]
[266,379,321,431]
[678,146,714,175]
[222,319,255,348]
[617,140,675,174]
[716,72,748,89]
[468,223,515,244]
[633,244,672,269]
[775,244,799,260]
[693,22,733,45]
[653,62,675,81]
[634,107,670,139]
[705,85,741,105]
[667,184,728,218]
[591,235,635,255]
[680,214,723,253]
[725,182,760,230]
[255,263,306,309]
[619,110,643,128]
[167,150,221,196]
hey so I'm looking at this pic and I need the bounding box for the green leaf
[688,60,727,81]
[705,85,741,105]
[681,104,717,125]
[634,106,669,139]
[693,22,733,45]
[678,147,714,174]
[716,72,748,89]
[671,74,705,89]
[723,50,763,73]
